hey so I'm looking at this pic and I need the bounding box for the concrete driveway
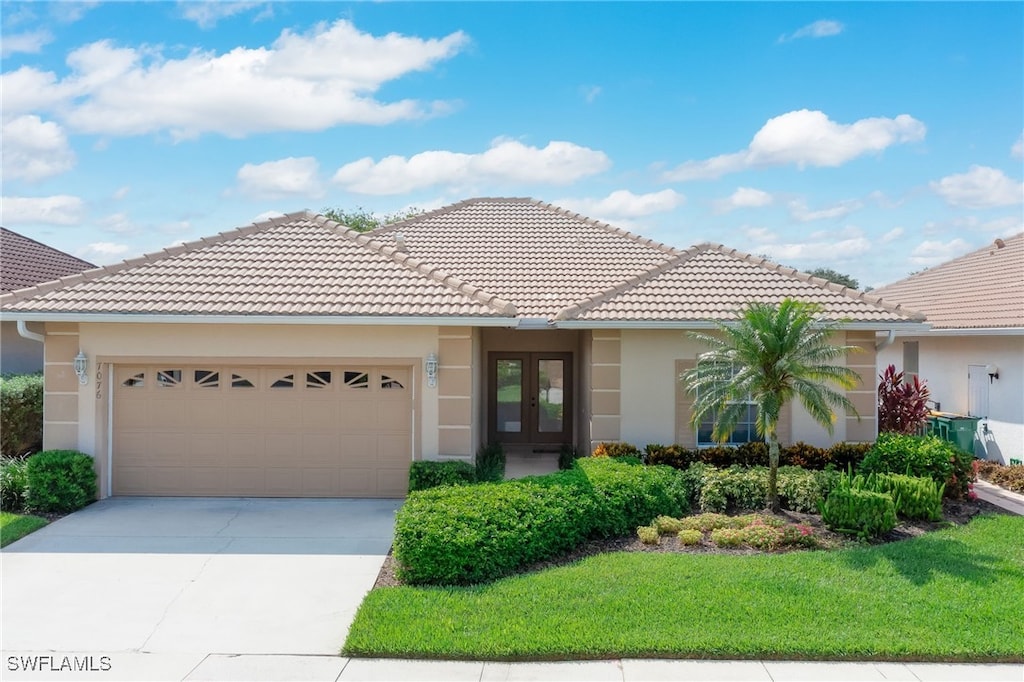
[1,497,400,680]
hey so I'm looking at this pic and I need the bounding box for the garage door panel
[114,364,414,497]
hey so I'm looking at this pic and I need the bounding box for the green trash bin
[948,416,980,455]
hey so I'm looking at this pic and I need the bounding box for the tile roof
[1,227,95,293]
[556,244,924,323]
[871,233,1024,329]
[371,198,683,317]
[0,212,514,317]
[0,199,925,326]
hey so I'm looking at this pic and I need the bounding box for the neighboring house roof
[0,212,514,318]
[0,227,95,293]
[557,244,919,324]
[872,233,1024,330]
[0,199,925,327]
[372,198,683,318]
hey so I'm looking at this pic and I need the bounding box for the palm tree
[682,299,861,512]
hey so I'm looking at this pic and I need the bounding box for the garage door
[112,364,413,497]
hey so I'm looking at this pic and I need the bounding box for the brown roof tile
[0,212,514,317]
[371,198,683,318]
[0,228,95,293]
[557,244,924,323]
[871,233,1024,329]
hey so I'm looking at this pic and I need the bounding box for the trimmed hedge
[25,450,97,513]
[0,374,44,457]
[642,440,872,471]
[393,458,687,585]
[859,433,973,499]
[408,460,477,492]
[679,463,838,514]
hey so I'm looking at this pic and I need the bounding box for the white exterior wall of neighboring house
[1,321,44,374]
[69,322,444,466]
[878,335,1024,464]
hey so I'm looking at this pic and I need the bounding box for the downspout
[875,329,896,351]
[16,320,45,344]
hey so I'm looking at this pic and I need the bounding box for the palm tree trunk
[767,428,780,513]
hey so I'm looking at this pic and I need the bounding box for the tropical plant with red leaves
[877,364,931,435]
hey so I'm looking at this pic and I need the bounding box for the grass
[0,511,48,547]
[344,514,1024,662]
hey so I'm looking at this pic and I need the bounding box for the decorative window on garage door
[343,370,369,389]
[381,369,409,390]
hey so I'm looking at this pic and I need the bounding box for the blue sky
[2,1,1022,288]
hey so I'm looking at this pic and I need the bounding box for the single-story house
[872,233,1023,465]
[0,227,95,374]
[0,198,927,499]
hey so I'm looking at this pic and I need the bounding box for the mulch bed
[372,498,1008,589]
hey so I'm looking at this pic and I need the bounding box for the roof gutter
[16,320,45,344]
[554,320,932,332]
[0,312,519,328]
[875,329,896,351]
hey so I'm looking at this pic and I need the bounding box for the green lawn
[0,511,48,547]
[345,514,1024,662]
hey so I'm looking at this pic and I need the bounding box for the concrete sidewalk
[4,654,1020,681]
[975,479,1024,515]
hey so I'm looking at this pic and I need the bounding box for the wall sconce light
[985,364,1000,383]
[425,352,439,388]
[73,350,89,385]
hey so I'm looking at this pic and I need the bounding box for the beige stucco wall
[878,334,1024,464]
[1,321,44,374]
[69,322,445,496]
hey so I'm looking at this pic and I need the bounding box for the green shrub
[826,442,873,471]
[859,433,972,499]
[653,515,686,534]
[678,512,736,532]
[855,472,944,521]
[575,457,688,537]
[683,464,836,514]
[710,527,744,547]
[25,450,97,513]
[820,487,896,539]
[637,525,660,545]
[591,441,642,458]
[644,444,694,468]
[642,441,870,471]
[408,460,477,492]
[677,529,703,545]
[782,441,830,469]
[1,458,29,511]
[475,442,506,483]
[558,444,581,470]
[0,374,44,457]
[739,522,786,550]
[393,469,596,585]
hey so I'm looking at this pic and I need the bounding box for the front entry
[488,352,573,445]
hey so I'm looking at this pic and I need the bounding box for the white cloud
[714,187,773,213]
[252,210,286,223]
[665,110,926,181]
[755,227,872,262]
[236,157,325,199]
[49,2,99,24]
[0,30,53,57]
[788,198,863,222]
[1,20,468,138]
[580,85,602,103]
[778,20,844,43]
[558,189,684,220]
[880,227,904,243]
[909,238,972,266]
[76,241,131,264]
[333,138,611,195]
[97,212,137,235]
[742,226,777,244]
[1,115,76,181]
[179,2,268,29]
[0,195,85,225]
[930,165,1024,209]
[1011,132,1023,160]
[112,186,130,200]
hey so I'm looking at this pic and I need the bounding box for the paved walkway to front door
[1,497,400,680]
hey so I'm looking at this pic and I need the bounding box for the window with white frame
[695,362,759,446]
